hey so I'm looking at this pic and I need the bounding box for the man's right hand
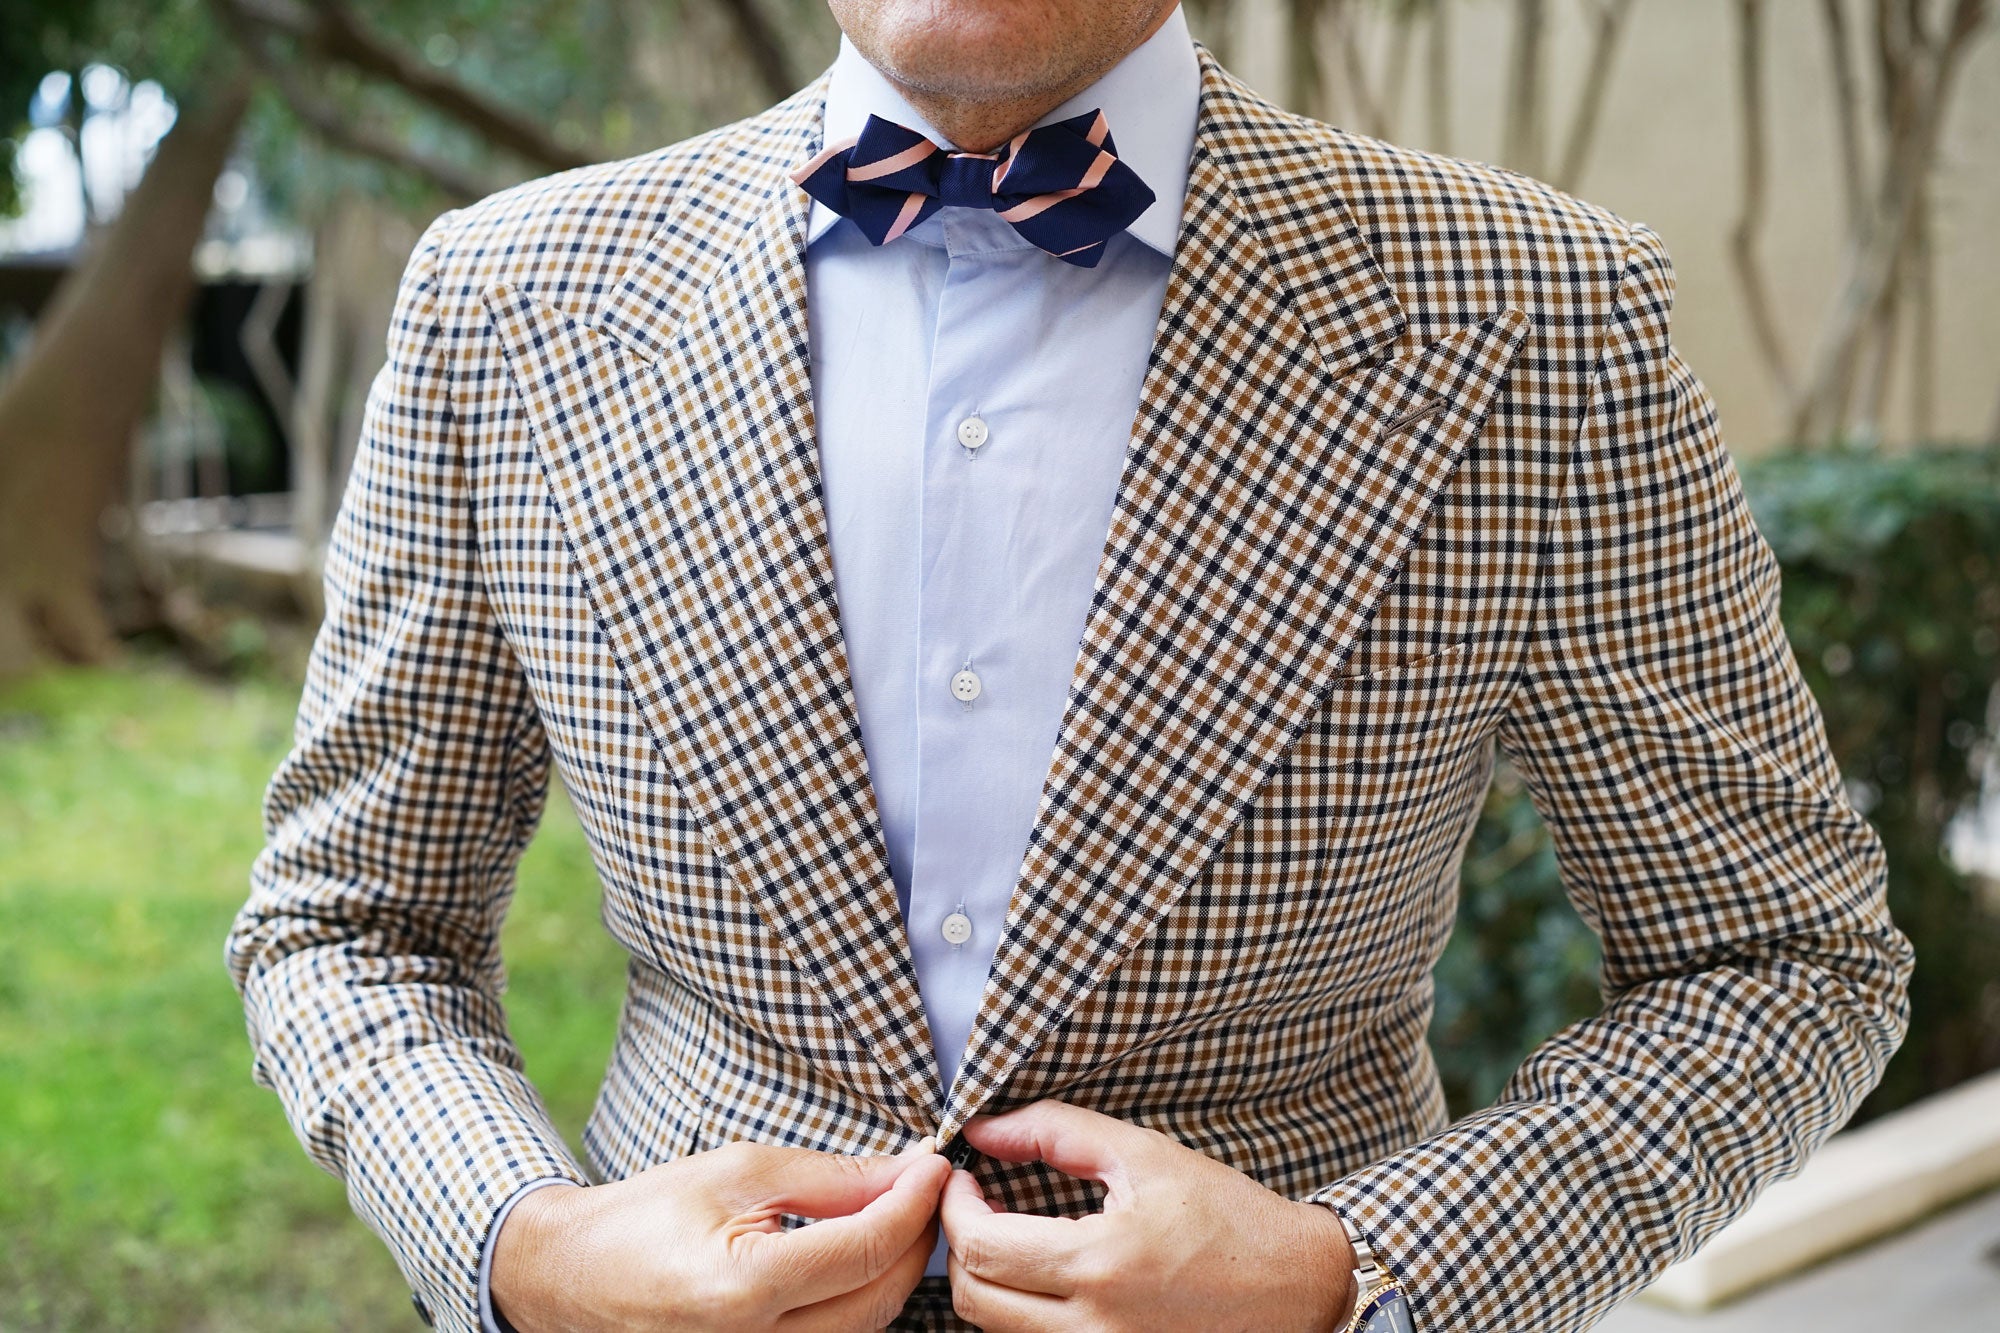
[491,1136,949,1331]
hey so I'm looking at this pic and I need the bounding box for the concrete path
[1597,1186,2000,1332]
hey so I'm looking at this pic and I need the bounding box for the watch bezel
[1344,1280,1410,1333]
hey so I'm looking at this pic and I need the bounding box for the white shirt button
[956,416,989,450]
[951,668,982,702]
[941,911,974,945]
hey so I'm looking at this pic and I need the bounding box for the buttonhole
[1380,396,1446,438]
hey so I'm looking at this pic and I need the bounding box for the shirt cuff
[478,1177,583,1333]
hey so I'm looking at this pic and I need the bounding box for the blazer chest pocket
[1321,639,1486,758]
[1220,638,1494,876]
[1156,639,1495,1024]
[1280,638,1497,832]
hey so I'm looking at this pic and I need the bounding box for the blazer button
[410,1292,434,1326]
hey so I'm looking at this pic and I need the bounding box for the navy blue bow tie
[791,108,1156,268]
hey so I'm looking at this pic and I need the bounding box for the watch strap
[1336,1211,1411,1333]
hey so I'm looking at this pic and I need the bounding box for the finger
[711,1137,936,1219]
[959,1100,1157,1193]
[756,1149,950,1310]
[778,1207,939,1332]
[948,1242,1069,1333]
[940,1168,1087,1297]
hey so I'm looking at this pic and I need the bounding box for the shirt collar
[807,2,1200,257]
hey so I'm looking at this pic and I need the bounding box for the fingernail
[898,1134,938,1158]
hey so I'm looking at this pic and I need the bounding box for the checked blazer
[228,38,1912,1333]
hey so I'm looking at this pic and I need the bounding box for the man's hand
[492,1136,950,1331]
[940,1101,1355,1332]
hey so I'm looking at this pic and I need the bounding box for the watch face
[1360,1287,1414,1333]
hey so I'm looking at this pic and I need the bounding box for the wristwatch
[1336,1211,1414,1333]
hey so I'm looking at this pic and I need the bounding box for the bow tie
[791,108,1156,268]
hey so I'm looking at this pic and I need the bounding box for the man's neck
[879,4,1179,152]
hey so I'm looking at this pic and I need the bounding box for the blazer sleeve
[224,212,591,1333]
[1305,223,1913,1332]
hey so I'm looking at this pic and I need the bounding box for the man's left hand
[940,1099,1356,1332]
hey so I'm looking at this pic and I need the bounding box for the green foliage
[3,0,847,228]
[196,372,284,494]
[1430,762,1601,1112]
[0,1,95,217]
[0,0,633,225]
[241,0,649,218]
[0,656,625,1328]
[1430,442,2000,1121]
[0,0,222,216]
[1745,443,2000,1115]
[2,0,844,229]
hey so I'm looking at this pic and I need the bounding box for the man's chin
[841,0,1089,100]
[866,44,1075,108]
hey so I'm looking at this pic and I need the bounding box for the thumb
[713,1136,938,1219]
[958,1100,1157,1195]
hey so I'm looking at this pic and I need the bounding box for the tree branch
[1381,0,1419,141]
[277,74,504,201]
[1553,0,1634,192]
[1502,0,1546,177]
[1819,0,1868,228]
[1903,186,1936,441]
[1291,0,1329,120]
[1333,0,1388,138]
[711,0,800,104]
[1425,0,1452,153]
[1790,0,1989,444]
[210,0,506,201]
[229,0,597,172]
[1851,225,1901,442]
[1731,0,1796,401]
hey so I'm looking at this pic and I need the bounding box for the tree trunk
[0,77,251,681]
[1502,0,1546,177]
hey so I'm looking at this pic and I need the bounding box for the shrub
[1431,443,2000,1121]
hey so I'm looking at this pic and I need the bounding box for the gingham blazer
[228,39,1912,1333]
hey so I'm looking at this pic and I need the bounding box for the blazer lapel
[937,46,1531,1138]
[483,76,947,1130]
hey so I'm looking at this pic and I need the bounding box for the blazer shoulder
[420,90,816,317]
[1323,124,1631,244]
[1277,113,1644,341]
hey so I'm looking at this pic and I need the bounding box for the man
[227,1,1913,1329]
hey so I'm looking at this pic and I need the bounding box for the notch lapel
[483,78,947,1129]
[938,47,1531,1138]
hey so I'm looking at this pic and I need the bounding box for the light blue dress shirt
[478,8,1199,1321]
[806,5,1198,1098]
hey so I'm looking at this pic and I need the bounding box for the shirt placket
[908,214,1037,1095]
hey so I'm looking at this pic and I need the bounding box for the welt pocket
[1307,636,1489,773]
[1325,637,1473,687]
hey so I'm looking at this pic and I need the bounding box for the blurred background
[0,1,1996,1328]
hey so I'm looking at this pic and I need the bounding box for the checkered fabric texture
[227,39,1911,1333]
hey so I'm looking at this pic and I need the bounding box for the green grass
[0,656,628,1330]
